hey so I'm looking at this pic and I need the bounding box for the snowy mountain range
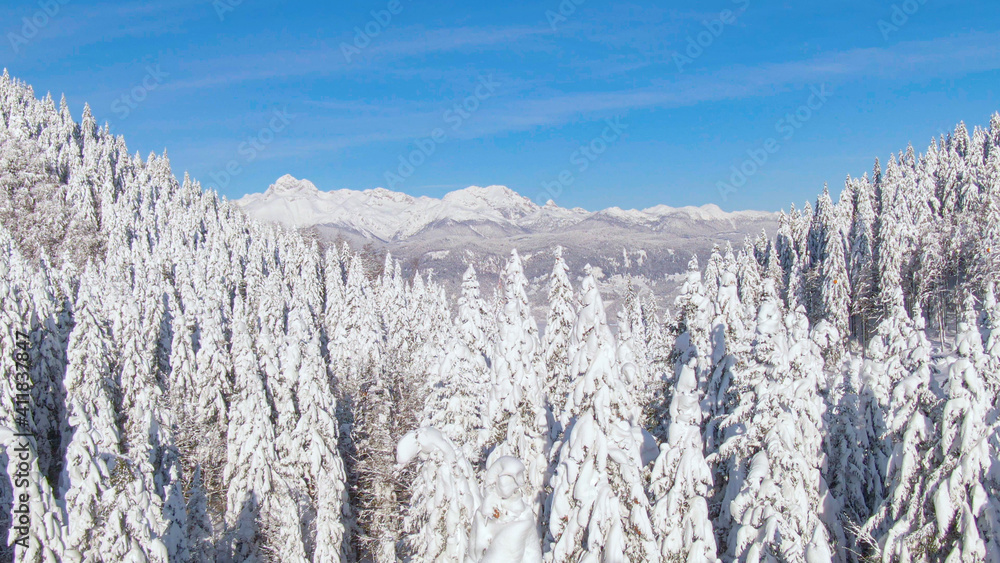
[235,174,774,241]
[235,175,778,311]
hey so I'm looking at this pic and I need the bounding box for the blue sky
[2,0,998,211]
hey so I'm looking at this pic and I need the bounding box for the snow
[268,174,321,197]
[235,175,775,241]
[469,457,543,563]
[425,249,451,260]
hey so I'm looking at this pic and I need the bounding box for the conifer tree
[617,277,652,409]
[848,176,877,341]
[545,267,658,562]
[422,322,490,467]
[736,238,764,321]
[718,281,833,561]
[397,427,481,561]
[819,222,851,364]
[0,250,69,562]
[543,247,577,424]
[457,263,493,363]
[485,250,549,502]
[289,303,350,562]
[223,298,277,562]
[866,302,999,561]
[649,359,717,560]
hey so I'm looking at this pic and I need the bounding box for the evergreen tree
[543,247,577,426]
[736,238,764,321]
[865,303,999,561]
[545,267,658,562]
[422,326,490,468]
[649,359,717,560]
[0,249,69,562]
[718,282,833,560]
[290,303,350,562]
[848,176,877,342]
[397,427,481,561]
[818,223,850,364]
[223,298,277,562]
[457,263,493,364]
[485,250,549,505]
[617,278,652,412]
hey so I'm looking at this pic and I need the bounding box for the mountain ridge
[235,175,779,314]
[234,174,776,242]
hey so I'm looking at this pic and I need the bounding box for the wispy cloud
[156,24,550,92]
[443,32,1000,134]
[78,23,1000,171]
[3,0,204,60]
[277,31,1000,152]
[363,25,549,58]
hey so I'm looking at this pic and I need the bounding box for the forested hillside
[1,71,999,562]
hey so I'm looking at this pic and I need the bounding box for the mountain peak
[453,184,524,200]
[266,174,320,197]
[365,186,417,204]
[442,185,538,216]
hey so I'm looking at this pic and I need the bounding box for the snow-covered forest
[1,70,1000,562]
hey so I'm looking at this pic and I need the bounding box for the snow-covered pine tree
[167,310,197,407]
[61,272,172,561]
[852,292,917,535]
[736,238,764,322]
[818,218,850,365]
[703,264,753,495]
[806,184,837,323]
[648,358,717,561]
[640,293,674,427]
[543,247,577,428]
[0,243,69,562]
[25,263,71,491]
[377,253,409,358]
[322,246,346,346]
[351,360,407,562]
[331,254,383,400]
[859,305,938,561]
[252,274,310,562]
[288,301,350,562]
[188,286,232,534]
[545,267,658,562]
[222,296,279,562]
[105,284,180,561]
[982,282,1000,392]
[672,255,712,370]
[457,263,493,364]
[641,256,711,445]
[776,207,806,311]
[422,310,491,467]
[823,353,872,559]
[847,175,877,342]
[617,278,652,414]
[874,157,907,326]
[972,150,1000,293]
[717,281,834,561]
[396,427,481,561]
[704,245,724,303]
[485,250,549,506]
[865,301,999,561]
